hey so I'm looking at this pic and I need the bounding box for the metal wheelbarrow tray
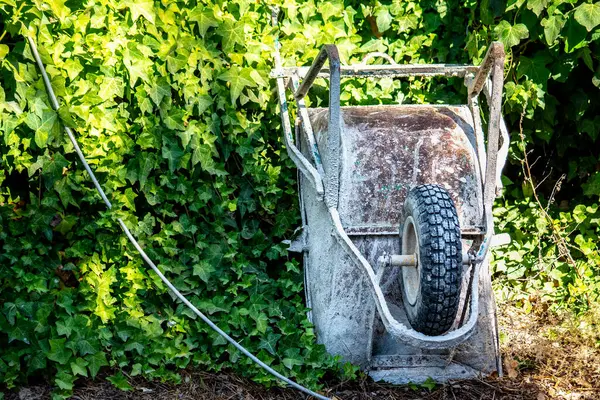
[272,42,510,383]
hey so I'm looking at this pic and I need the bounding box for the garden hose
[26,36,332,400]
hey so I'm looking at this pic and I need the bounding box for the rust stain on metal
[308,105,482,235]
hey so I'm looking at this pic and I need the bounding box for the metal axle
[377,253,471,268]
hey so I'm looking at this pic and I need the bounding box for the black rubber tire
[400,184,462,335]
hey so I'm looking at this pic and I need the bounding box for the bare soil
[6,303,599,400]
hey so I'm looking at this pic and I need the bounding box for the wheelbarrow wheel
[400,184,462,335]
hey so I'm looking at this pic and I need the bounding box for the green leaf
[218,67,256,104]
[162,140,184,173]
[47,0,71,22]
[541,15,565,45]
[494,21,529,48]
[7,323,29,344]
[35,129,49,149]
[0,44,8,60]
[123,42,153,87]
[319,2,344,22]
[107,371,132,391]
[282,356,303,369]
[375,8,392,33]
[564,16,589,53]
[123,0,155,24]
[574,3,600,32]
[148,77,171,106]
[26,110,57,148]
[47,339,72,365]
[189,7,218,36]
[70,358,88,377]
[583,173,600,196]
[55,215,77,234]
[163,108,185,131]
[98,77,125,101]
[28,352,47,372]
[58,105,77,128]
[481,0,506,24]
[219,18,244,52]
[138,153,157,189]
[258,333,281,355]
[526,0,548,17]
[193,261,215,283]
[56,317,75,337]
[593,68,600,88]
[581,117,600,141]
[76,339,99,356]
[122,188,137,211]
[517,56,551,87]
[55,371,76,391]
[63,59,84,81]
[86,351,108,379]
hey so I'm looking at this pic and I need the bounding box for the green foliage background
[0,0,599,398]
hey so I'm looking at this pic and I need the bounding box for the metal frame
[273,40,507,348]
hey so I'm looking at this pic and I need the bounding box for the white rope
[26,35,331,400]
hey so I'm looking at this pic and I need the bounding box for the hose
[26,36,332,400]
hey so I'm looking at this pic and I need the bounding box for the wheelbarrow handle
[468,42,505,98]
[294,45,342,209]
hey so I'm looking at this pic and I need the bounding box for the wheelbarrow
[272,38,511,383]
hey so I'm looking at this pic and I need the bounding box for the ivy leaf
[58,104,77,128]
[35,129,49,149]
[63,59,84,81]
[189,7,218,36]
[282,355,303,369]
[47,0,70,22]
[56,317,75,337]
[219,18,244,52]
[7,323,29,344]
[86,351,108,379]
[47,338,72,365]
[541,15,566,45]
[218,67,256,104]
[162,139,184,173]
[193,261,215,283]
[574,3,600,32]
[123,42,153,87]
[581,117,600,140]
[517,56,551,87]
[98,77,125,101]
[107,371,133,391]
[0,44,9,60]
[494,21,529,48]
[75,338,99,356]
[526,0,548,17]
[258,333,281,355]
[122,188,137,211]
[564,16,589,53]
[375,8,392,33]
[55,371,76,391]
[25,110,57,148]
[162,108,185,131]
[123,0,155,24]
[318,2,344,22]
[28,352,47,373]
[138,153,157,189]
[70,357,88,377]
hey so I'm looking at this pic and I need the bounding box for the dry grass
[7,303,600,400]
[497,301,600,400]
